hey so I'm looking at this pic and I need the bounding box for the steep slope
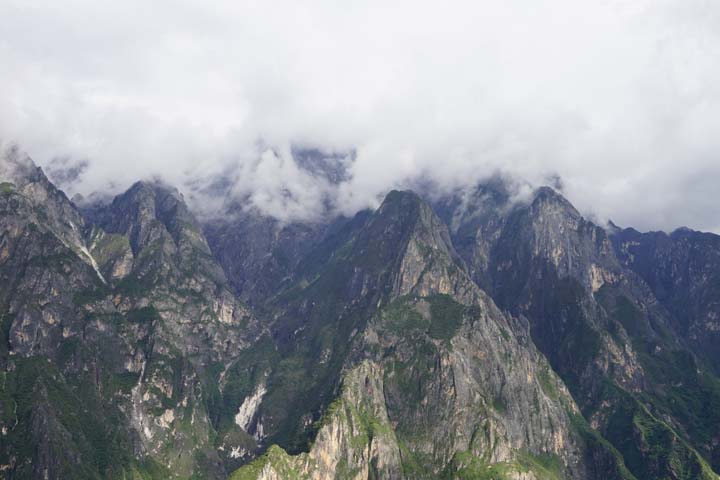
[80,180,261,477]
[203,209,334,305]
[229,361,404,480]
[229,190,632,479]
[0,151,261,478]
[0,146,105,283]
[0,150,163,478]
[436,183,720,479]
[3,145,719,479]
[611,226,720,370]
[202,147,353,306]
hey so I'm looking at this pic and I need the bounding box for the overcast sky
[1,0,719,231]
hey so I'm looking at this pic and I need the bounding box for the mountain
[1,148,719,479]
[226,190,632,479]
[202,209,334,305]
[0,151,259,478]
[434,182,720,479]
[611,225,720,370]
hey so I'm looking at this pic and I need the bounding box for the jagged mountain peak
[228,185,629,480]
[3,159,720,479]
[369,190,453,247]
[371,189,440,235]
[112,179,192,223]
[0,149,106,284]
[532,184,573,205]
[90,178,209,259]
[432,180,720,479]
[366,189,467,299]
[122,178,186,204]
[434,180,621,299]
[0,144,40,184]
[378,188,422,206]
[1,147,78,212]
[524,186,586,235]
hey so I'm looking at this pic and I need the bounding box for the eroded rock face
[363,296,587,477]
[231,361,404,480]
[611,226,720,367]
[203,210,335,305]
[229,191,630,480]
[0,151,263,478]
[3,148,720,479]
[435,182,720,479]
[76,181,264,477]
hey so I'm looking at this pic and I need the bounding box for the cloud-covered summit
[1,0,719,231]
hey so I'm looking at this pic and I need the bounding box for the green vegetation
[537,364,559,401]
[111,371,141,394]
[567,412,637,480]
[603,391,716,480]
[207,335,278,432]
[611,294,645,338]
[384,340,439,408]
[491,396,508,415]
[0,356,170,479]
[398,440,428,478]
[127,306,161,324]
[519,452,563,478]
[230,362,397,480]
[116,272,156,297]
[442,450,563,480]
[229,445,307,480]
[380,293,479,342]
[144,352,186,411]
[427,294,465,341]
[381,297,429,333]
[90,232,131,266]
[0,311,15,359]
[28,250,78,273]
[637,344,720,455]
[597,287,720,475]
[529,275,603,390]
[73,285,111,306]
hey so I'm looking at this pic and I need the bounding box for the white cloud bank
[0,0,719,231]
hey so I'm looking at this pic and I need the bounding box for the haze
[1,0,718,232]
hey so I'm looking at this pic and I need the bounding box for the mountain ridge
[1,149,719,479]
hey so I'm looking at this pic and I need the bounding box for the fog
[1,0,719,231]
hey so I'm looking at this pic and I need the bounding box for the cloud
[0,0,719,231]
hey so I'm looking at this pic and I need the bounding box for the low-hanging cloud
[1,0,719,231]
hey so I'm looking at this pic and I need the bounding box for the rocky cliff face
[0,151,262,478]
[0,150,139,479]
[229,361,404,480]
[229,191,632,480]
[611,226,720,368]
[203,209,333,306]
[2,148,720,479]
[435,182,720,479]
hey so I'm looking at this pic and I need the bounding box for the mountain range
[1,147,719,480]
